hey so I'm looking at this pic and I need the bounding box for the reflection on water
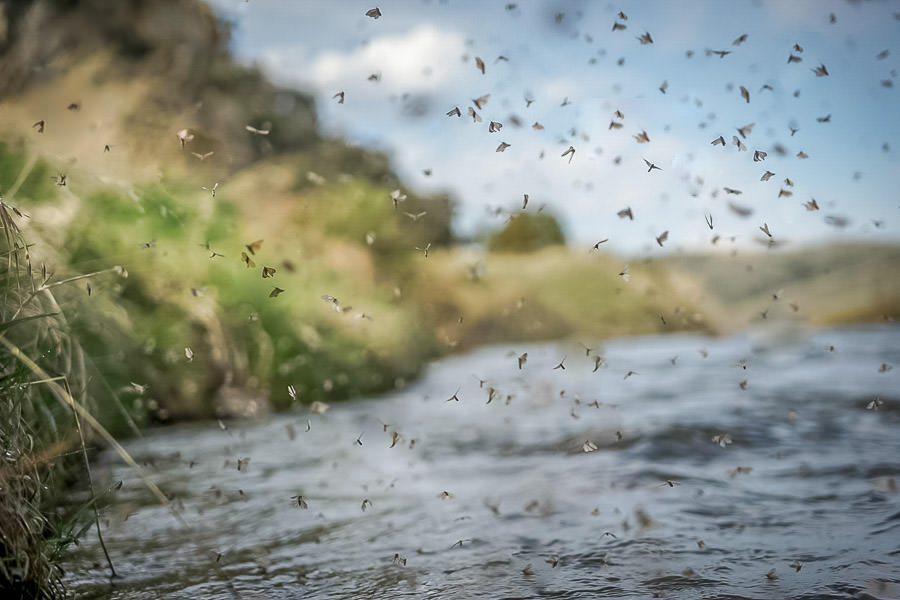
[67,325,899,599]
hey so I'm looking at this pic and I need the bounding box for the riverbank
[4,134,899,430]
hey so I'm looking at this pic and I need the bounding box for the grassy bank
[0,198,119,599]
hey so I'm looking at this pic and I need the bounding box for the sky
[207,0,899,254]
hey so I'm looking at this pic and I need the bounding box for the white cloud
[306,25,468,96]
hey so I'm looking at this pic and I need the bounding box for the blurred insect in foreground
[403,211,426,222]
[390,188,407,210]
[392,554,406,566]
[309,401,330,414]
[729,467,753,480]
[176,129,193,148]
[712,434,733,448]
[517,352,528,369]
[291,495,308,509]
[812,64,829,77]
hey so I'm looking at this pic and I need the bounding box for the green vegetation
[488,211,566,253]
[0,143,57,205]
[408,247,713,350]
[41,172,447,422]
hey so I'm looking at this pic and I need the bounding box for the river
[65,324,900,599]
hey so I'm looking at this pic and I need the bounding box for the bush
[488,211,566,253]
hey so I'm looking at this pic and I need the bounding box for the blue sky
[208,0,899,254]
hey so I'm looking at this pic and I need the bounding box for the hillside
[0,0,719,429]
[664,244,900,330]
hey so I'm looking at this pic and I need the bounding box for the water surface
[66,325,900,599]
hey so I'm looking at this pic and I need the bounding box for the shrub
[488,211,566,253]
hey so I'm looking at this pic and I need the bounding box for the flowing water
[66,325,900,599]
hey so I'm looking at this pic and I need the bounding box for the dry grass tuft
[0,191,120,598]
